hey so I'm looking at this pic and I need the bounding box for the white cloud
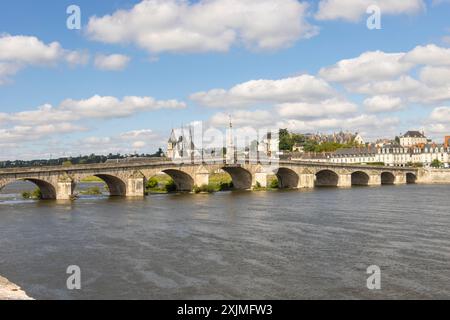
[429,106,450,122]
[319,44,450,106]
[315,0,425,22]
[59,95,186,119]
[86,0,317,54]
[94,54,130,71]
[319,51,414,83]
[210,110,273,127]
[419,66,450,86]
[191,74,335,108]
[363,95,404,113]
[120,129,157,140]
[132,141,147,149]
[0,123,86,144]
[426,106,450,135]
[1,96,185,127]
[277,98,357,118]
[277,114,400,139]
[0,34,88,84]
[403,44,450,66]
[0,62,21,85]
[71,129,164,157]
[352,76,422,96]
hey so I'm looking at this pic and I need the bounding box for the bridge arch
[221,166,252,190]
[0,178,57,199]
[406,172,417,184]
[315,169,339,187]
[162,169,195,191]
[351,171,370,186]
[381,172,395,185]
[93,174,127,196]
[275,168,299,189]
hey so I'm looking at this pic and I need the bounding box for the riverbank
[0,276,33,300]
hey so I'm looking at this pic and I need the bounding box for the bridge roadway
[0,159,419,200]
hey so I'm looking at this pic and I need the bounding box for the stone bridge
[0,160,419,200]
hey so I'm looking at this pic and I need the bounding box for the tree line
[279,129,360,153]
[0,149,164,169]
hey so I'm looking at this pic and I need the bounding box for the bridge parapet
[0,160,424,200]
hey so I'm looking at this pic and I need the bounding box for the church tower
[167,129,177,159]
[226,115,235,164]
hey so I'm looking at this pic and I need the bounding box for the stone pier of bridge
[0,160,421,200]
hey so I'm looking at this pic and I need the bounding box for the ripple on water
[0,183,450,299]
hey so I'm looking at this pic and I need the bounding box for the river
[1,181,449,299]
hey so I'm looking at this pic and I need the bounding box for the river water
[0,181,449,299]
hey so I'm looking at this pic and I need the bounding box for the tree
[62,160,73,167]
[279,129,294,151]
[430,159,442,168]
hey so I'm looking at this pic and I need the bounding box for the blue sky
[1,0,450,160]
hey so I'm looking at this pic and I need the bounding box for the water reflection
[0,182,450,299]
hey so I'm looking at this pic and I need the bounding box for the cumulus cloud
[94,54,130,71]
[210,110,273,127]
[86,0,317,54]
[429,106,450,122]
[425,106,450,135]
[319,51,414,83]
[191,75,335,108]
[0,95,186,151]
[403,44,450,66]
[59,95,186,119]
[2,96,186,126]
[315,0,425,22]
[320,44,450,106]
[276,98,357,118]
[0,34,88,84]
[70,129,164,157]
[0,123,86,144]
[363,95,404,113]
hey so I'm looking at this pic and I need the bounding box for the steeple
[226,114,235,164]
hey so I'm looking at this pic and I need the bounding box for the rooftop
[402,131,426,138]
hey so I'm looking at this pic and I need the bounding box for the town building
[399,131,428,147]
[303,131,365,145]
[294,133,450,168]
[167,126,200,161]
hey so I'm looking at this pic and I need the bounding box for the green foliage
[62,160,73,167]
[80,176,103,182]
[146,177,158,189]
[80,186,102,195]
[314,142,357,153]
[165,179,177,192]
[366,162,385,166]
[22,188,42,200]
[406,162,423,168]
[280,128,361,152]
[279,129,294,151]
[269,178,279,189]
[303,140,319,152]
[0,151,166,169]
[253,181,267,191]
[218,181,233,191]
[431,159,442,168]
[193,184,217,193]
